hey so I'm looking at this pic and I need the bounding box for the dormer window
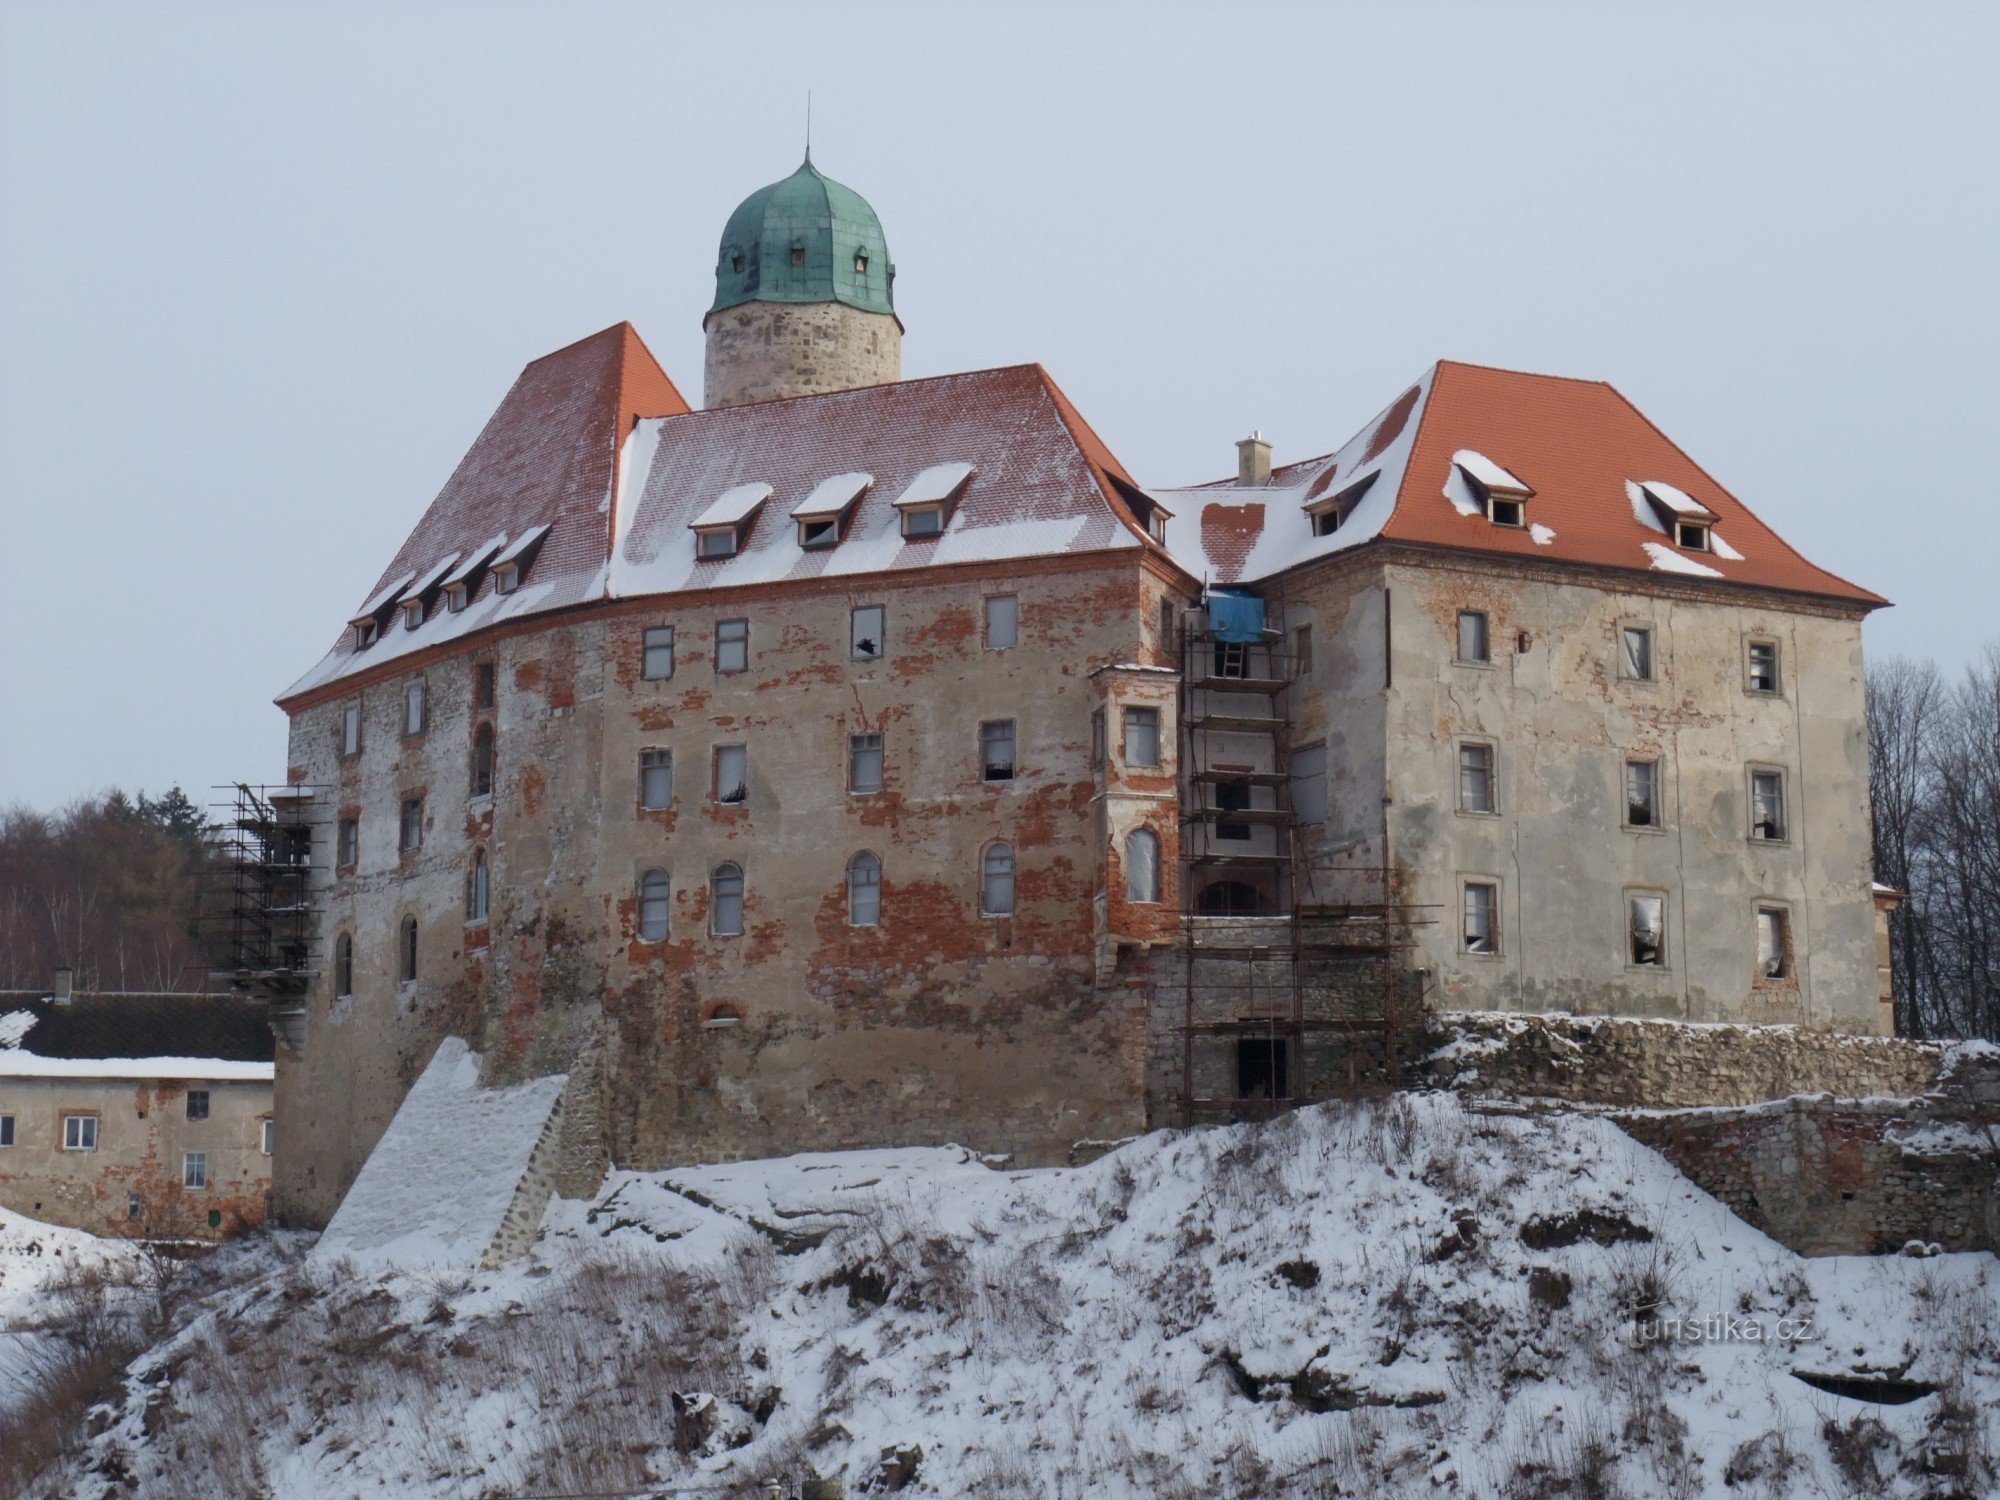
[892,462,975,541]
[791,472,873,550]
[357,619,380,648]
[790,241,806,268]
[488,524,549,596]
[691,482,773,562]
[728,245,745,274]
[348,568,416,652]
[1489,496,1526,528]
[1450,451,1532,528]
[1676,520,1712,551]
[441,534,506,613]
[800,519,838,549]
[854,250,869,275]
[401,599,424,630]
[1637,481,1721,549]
[1306,472,1379,538]
[1147,512,1168,544]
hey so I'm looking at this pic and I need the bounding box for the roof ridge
[655,362,1047,421]
[1433,356,1613,388]
[1030,364,1152,546]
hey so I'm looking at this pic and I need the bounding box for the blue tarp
[1207,591,1266,643]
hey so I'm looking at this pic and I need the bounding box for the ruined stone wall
[702,301,901,409]
[1426,1011,1942,1109]
[1376,555,1879,1030]
[0,1075,271,1237]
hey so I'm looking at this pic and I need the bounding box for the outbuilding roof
[0,994,275,1081]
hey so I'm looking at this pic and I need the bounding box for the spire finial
[804,90,812,167]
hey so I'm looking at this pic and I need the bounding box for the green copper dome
[708,154,898,322]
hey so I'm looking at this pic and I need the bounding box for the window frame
[0,1114,13,1149]
[1619,625,1656,683]
[186,1089,210,1121]
[337,816,359,871]
[638,748,674,811]
[471,723,496,799]
[846,850,882,927]
[1124,827,1161,905]
[398,915,418,984]
[403,678,427,737]
[1748,766,1789,844]
[985,594,1019,651]
[637,868,671,943]
[466,848,489,924]
[900,505,945,540]
[715,617,749,675]
[1623,757,1663,831]
[1456,740,1498,817]
[1122,705,1162,769]
[183,1151,208,1191]
[1456,610,1491,666]
[62,1113,98,1152]
[1675,520,1712,552]
[1755,903,1794,983]
[1746,637,1782,696]
[334,931,354,999]
[1461,880,1500,957]
[261,1119,274,1157]
[850,604,886,662]
[979,841,1016,917]
[642,626,676,682]
[398,795,424,853]
[1626,887,1669,969]
[980,719,1017,783]
[848,732,884,795]
[340,701,362,758]
[710,862,745,937]
[1293,623,1313,675]
[713,744,748,805]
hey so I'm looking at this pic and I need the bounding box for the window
[1457,611,1490,664]
[183,1152,207,1190]
[849,733,884,794]
[1147,511,1168,544]
[1625,759,1661,828]
[980,842,1016,916]
[494,564,519,595]
[1628,892,1666,967]
[467,849,489,922]
[334,932,353,998]
[980,720,1016,782]
[337,816,358,870]
[710,863,744,936]
[854,250,868,275]
[1488,496,1525,528]
[1293,624,1313,675]
[1750,769,1787,841]
[800,517,839,549]
[986,595,1018,650]
[63,1114,97,1151]
[1125,828,1161,904]
[730,249,745,274]
[638,869,670,942]
[1675,521,1711,551]
[790,243,806,268]
[1291,743,1329,825]
[1123,706,1161,768]
[127,1191,142,1221]
[1216,779,1252,841]
[639,749,673,810]
[1621,626,1655,682]
[400,915,418,983]
[847,851,882,926]
[697,528,738,560]
[399,796,423,852]
[851,604,885,661]
[404,679,426,735]
[471,724,495,797]
[1158,597,1176,652]
[1463,883,1498,955]
[1748,640,1781,694]
[1458,743,1496,815]
[1090,707,1106,768]
[261,1119,274,1156]
[340,702,361,757]
[901,505,944,539]
[358,619,379,648]
[1214,641,1250,679]
[0,1115,13,1148]
[186,1090,209,1121]
[475,662,496,708]
[715,618,748,674]
[714,745,747,804]
[1756,906,1792,980]
[643,626,675,681]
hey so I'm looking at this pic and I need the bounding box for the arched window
[1125,828,1161,904]
[466,849,489,922]
[471,723,495,797]
[847,851,881,927]
[980,842,1015,917]
[711,863,744,937]
[399,916,418,983]
[638,869,670,942]
[334,931,353,999]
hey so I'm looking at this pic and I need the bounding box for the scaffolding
[1172,589,1431,1125]
[203,783,324,995]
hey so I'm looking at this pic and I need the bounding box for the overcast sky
[2,1,1995,810]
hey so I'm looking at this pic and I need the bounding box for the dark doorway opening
[1236,1037,1289,1100]
[1215,779,1252,841]
[1198,880,1267,916]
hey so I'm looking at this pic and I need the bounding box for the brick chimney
[1236,430,1272,487]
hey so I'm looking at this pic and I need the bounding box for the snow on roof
[789,472,872,521]
[443,533,508,589]
[691,482,774,531]
[1643,540,1725,578]
[348,570,416,626]
[492,522,551,568]
[398,552,461,605]
[1636,479,1717,519]
[0,994,274,1079]
[0,1053,273,1081]
[0,1012,32,1049]
[1450,449,1531,495]
[891,461,974,510]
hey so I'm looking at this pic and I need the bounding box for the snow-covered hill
[24,1096,2000,1497]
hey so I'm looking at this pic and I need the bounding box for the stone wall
[1426,1011,1942,1109]
[702,300,900,409]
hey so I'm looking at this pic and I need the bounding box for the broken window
[1750,769,1787,841]
[1457,610,1490,664]
[639,749,673,810]
[980,842,1016,916]
[715,618,749,674]
[847,851,881,927]
[1756,906,1792,980]
[399,796,423,852]
[710,863,744,936]
[466,849,488,923]
[1462,882,1498,955]
[638,869,670,942]
[980,719,1015,782]
[334,932,353,998]
[340,701,361,757]
[1236,1038,1288,1101]
[1625,759,1660,828]
[987,594,1019,650]
[1628,892,1666,966]
[475,661,497,708]
[851,604,885,661]
[185,1090,209,1121]
[183,1152,207,1190]
[261,1120,274,1156]
[1123,706,1161,768]
[1125,827,1160,904]
[399,916,418,982]
[1458,743,1496,814]
[63,1115,98,1151]
[404,679,426,736]
[1748,640,1780,694]
[337,817,358,870]
[643,626,675,681]
[126,1190,142,1219]
[849,733,884,794]
[1216,778,1253,841]
[0,1115,12,1148]
[713,745,747,805]
[1293,623,1313,675]
[1621,626,1655,682]
[1675,520,1711,551]
[471,724,495,798]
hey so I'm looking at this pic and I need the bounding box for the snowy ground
[19,1095,2000,1497]
[0,1208,138,1423]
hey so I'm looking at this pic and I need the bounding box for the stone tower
[702,154,902,409]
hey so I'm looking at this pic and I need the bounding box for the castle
[269,157,1889,1225]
